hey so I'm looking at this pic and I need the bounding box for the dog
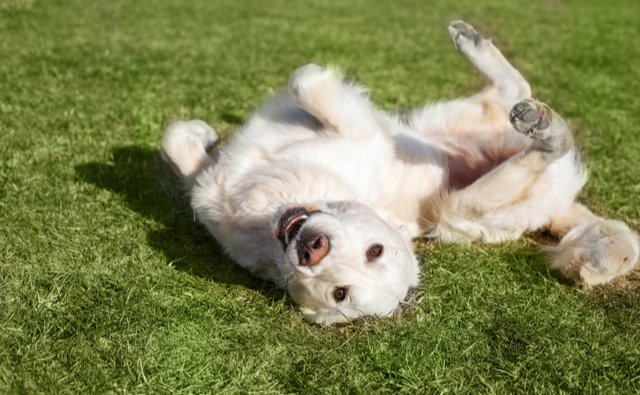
[161,21,640,324]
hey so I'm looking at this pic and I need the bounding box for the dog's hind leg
[545,204,640,285]
[448,20,531,109]
[408,21,532,137]
[161,120,219,189]
[287,64,384,138]
[424,22,640,284]
[433,99,581,241]
[433,99,640,284]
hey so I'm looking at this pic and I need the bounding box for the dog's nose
[298,234,330,266]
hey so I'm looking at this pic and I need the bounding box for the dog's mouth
[277,207,322,250]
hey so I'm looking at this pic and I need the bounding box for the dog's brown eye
[334,287,347,302]
[367,244,384,260]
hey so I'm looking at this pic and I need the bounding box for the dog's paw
[510,99,574,157]
[161,119,219,183]
[165,120,219,152]
[509,99,551,138]
[448,20,484,50]
[545,220,640,286]
[288,64,339,106]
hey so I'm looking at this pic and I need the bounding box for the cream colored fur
[161,21,640,324]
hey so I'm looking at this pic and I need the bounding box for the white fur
[161,21,639,324]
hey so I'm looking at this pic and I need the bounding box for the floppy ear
[408,255,421,287]
[395,224,422,288]
[378,207,421,244]
[397,224,415,249]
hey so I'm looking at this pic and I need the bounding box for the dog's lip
[277,207,321,249]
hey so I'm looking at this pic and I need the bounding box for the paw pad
[509,99,551,137]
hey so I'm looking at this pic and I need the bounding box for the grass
[1,0,640,393]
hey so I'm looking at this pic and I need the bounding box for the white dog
[161,21,640,324]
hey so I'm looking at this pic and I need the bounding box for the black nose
[298,234,330,266]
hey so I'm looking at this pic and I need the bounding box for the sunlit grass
[1,0,639,393]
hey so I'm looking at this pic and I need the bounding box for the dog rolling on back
[161,21,640,324]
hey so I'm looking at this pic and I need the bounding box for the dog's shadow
[74,145,289,304]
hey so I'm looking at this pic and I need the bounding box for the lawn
[1,0,640,393]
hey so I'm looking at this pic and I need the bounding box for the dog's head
[272,200,420,324]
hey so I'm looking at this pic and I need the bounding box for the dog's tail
[545,203,640,285]
[161,120,219,189]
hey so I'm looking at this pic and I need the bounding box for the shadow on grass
[74,145,288,303]
[587,270,640,330]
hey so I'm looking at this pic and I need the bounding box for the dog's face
[272,201,420,324]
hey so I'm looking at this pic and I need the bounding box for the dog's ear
[395,224,421,288]
[378,209,416,246]
[397,224,414,248]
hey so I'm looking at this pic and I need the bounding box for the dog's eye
[367,244,384,260]
[334,287,347,302]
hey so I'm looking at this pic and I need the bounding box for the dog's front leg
[288,64,383,138]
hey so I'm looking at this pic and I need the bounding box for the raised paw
[509,99,573,156]
[448,20,483,50]
[509,99,551,137]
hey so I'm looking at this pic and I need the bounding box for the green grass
[1,0,640,393]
